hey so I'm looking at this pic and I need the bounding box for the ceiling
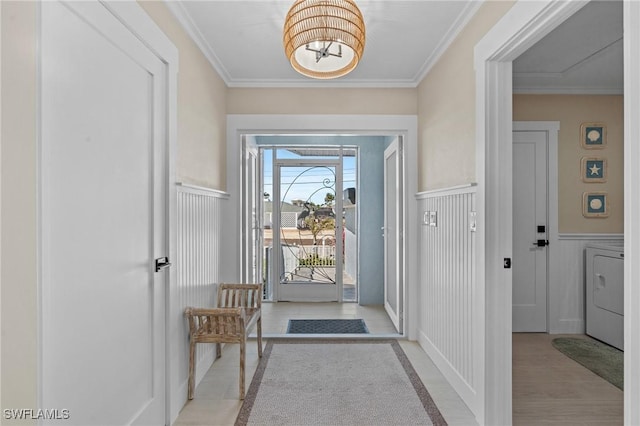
[513,0,623,94]
[167,0,623,92]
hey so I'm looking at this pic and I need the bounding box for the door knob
[532,240,549,247]
[155,257,172,272]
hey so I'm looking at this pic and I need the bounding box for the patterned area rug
[287,319,369,334]
[552,337,623,389]
[235,339,447,426]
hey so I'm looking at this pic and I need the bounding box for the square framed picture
[581,157,607,183]
[583,192,609,218]
[580,122,606,149]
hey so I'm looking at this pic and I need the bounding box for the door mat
[552,337,623,390]
[286,319,369,334]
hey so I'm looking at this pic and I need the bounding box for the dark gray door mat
[286,319,369,334]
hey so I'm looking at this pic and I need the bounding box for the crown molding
[513,87,623,95]
[226,78,419,89]
[163,0,232,84]
[413,0,484,85]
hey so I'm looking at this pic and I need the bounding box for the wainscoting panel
[416,185,478,412]
[171,184,229,419]
[549,234,624,334]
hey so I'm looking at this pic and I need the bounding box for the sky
[262,148,356,206]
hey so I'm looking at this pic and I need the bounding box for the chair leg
[257,317,263,358]
[239,336,246,400]
[188,340,196,400]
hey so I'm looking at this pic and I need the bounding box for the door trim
[36,1,178,423]
[226,114,418,339]
[624,3,640,423]
[475,2,587,424]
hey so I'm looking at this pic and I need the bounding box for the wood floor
[513,333,623,425]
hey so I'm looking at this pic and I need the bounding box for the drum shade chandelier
[283,0,365,79]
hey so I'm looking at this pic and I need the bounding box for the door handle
[532,240,549,247]
[155,257,172,272]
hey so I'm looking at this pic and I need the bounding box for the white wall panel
[170,184,229,421]
[416,186,478,413]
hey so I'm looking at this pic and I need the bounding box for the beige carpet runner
[235,339,447,426]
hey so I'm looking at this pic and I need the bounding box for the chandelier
[283,0,365,79]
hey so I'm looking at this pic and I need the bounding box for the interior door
[513,130,548,332]
[41,2,167,424]
[384,138,403,333]
[273,157,343,301]
[243,137,260,284]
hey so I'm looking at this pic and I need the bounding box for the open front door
[242,136,261,284]
[384,138,403,333]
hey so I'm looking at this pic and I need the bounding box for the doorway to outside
[239,133,406,335]
[263,146,354,302]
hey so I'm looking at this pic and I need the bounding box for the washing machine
[585,243,624,350]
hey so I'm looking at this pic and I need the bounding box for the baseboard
[417,330,477,412]
[171,349,216,424]
[550,319,584,334]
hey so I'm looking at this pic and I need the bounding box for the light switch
[429,211,437,227]
[423,211,430,225]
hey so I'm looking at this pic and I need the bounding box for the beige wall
[417,1,515,191]
[0,1,228,418]
[1,2,38,419]
[139,1,228,190]
[514,95,624,234]
[227,88,417,115]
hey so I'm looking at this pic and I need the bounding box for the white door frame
[226,115,418,338]
[36,1,178,423]
[623,2,640,423]
[476,1,639,425]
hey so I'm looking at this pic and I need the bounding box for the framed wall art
[583,192,609,218]
[580,122,606,149]
[581,157,607,183]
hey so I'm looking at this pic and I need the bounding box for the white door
[243,137,260,284]
[513,130,548,332]
[41,2,167,424]
[384,139,403,333]
[273,158,343,302]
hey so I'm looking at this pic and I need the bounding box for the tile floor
[258,301,400,336]
[175,302,477,426]
[175,307,623,426]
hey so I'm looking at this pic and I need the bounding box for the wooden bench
[185,283,262,400]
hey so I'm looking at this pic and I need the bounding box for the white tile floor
[259,301,400,336]
[175,302,477,426]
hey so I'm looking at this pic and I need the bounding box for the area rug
[286,319,369,334]
[235,339,447,426]
[552,337,623,390]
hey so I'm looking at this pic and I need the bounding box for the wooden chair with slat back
[184,283,262,400]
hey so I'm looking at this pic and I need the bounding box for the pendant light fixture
[283,0,365,79]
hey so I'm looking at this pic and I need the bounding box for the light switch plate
[423,211,430,225]
[429,211,437,227]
